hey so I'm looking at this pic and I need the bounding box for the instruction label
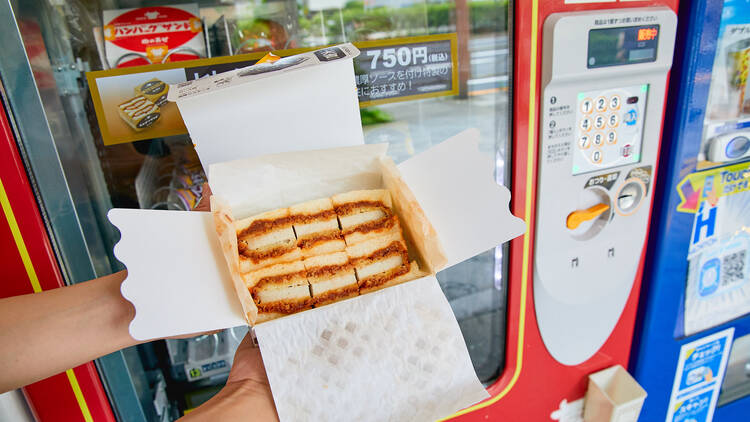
[665,328,734,422]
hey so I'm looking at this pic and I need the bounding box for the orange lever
[566,203,609,230]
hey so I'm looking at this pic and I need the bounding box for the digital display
[637,27,658,41]
[587,25,660,68]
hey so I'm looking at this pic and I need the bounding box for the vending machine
[0,0,677,421]
[631,0,750,421]
[449,2,677,421]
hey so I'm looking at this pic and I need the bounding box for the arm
[0,270,138,393]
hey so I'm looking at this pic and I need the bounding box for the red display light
[638,27,659,41]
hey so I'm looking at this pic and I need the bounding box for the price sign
[354,35,458,106]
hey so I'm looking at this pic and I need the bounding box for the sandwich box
[108,44,526,421]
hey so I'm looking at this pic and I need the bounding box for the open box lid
[111,45,525,340]
[168,44,365,168]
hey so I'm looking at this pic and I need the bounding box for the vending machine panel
[536,8,676,365]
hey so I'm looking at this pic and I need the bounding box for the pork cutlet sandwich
[332,190,421,294]
[214,189,426,324]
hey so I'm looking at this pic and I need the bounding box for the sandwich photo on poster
[90,69,188,145]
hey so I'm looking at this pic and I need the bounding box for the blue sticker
[678,337,727,394]
[698,258,721,296]
[673,390,713,422]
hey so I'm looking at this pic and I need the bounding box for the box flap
[396,129,526,270]
[208,143,388,218]
[171,44,365,168]
[110,209,246,340]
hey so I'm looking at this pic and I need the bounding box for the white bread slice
[303,252,358,305]
[298,236,346,258]
[347,231,414,293]
[234,208,289,234]
[243,260,307,290]
[331,189,392,212]
[332,190,392,231]
[290,198,339,237]
[339,209,387,230]
[239,247,302,274]
[303,251,349,269]
[244,227,296,251]
[343,215,402,246]
[346,230,405,260]
[358,260,424,294]
[235,208,299,272]
[244,260,312,319]
[257,284,311,304]
[289,197,345,257]
[310,274,358,297]
[235,208,295,250]
[356,254,405,279]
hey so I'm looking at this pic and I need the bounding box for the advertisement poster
[354,36,457,107]
[102,4,206,68]
[86,34,457,146]
[700,0,750,169]
[666,328,734,422]
[678,161,750,335]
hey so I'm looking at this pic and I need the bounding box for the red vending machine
[450,2,678,420]
[0,0,676,420]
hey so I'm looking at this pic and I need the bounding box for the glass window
[6,0,511,417]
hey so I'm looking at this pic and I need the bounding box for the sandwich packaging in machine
[108,44,526,421]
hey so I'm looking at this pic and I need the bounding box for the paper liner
[210,196,258,325]
[255,276,490,422]
[380,156,447,273]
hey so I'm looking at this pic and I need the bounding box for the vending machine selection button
[579,135,591,149]
[581,98,593,114]
[566,203,610,230]
[591,149,603,163]
[624,108,638,126]
[594,115,606,129]
[595,96,607,112]
[606,130,617,145]
[593,132,604,147]
[580,117,592,132]
[609,95,621,110]
[608,113,619,128]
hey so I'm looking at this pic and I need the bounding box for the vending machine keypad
[574,85,648,175]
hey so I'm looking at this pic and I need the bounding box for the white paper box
[111,130,525,339]
[583,365,647,422]
[110,45,526,422]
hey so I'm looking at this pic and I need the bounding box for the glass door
[2,0,512,419]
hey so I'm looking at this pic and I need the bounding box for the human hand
[193,183,212,212]
[179,333,278,421]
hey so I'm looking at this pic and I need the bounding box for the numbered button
[609,95,621,110]
[581,98,593,114]
[606,130,617,145]
[578,134,591,149]
[593,132,605,147]
[591,149,603,164]
[580,117,592,132]
[594,115,606,130]
[608,113,619,128]
[595,96,607,112]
